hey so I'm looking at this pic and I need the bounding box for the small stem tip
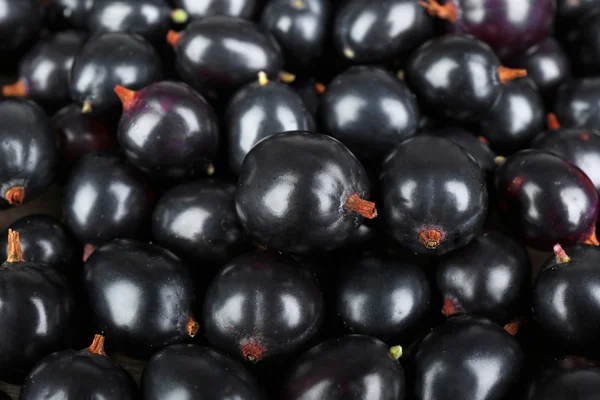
[346,193,378,219]
[418,0,458,23]
[418,228,442,249]
[494,156,506,166]
[503,316,527,336]
[2,80,27,97]
[292,0,305,9]
[114,85,137,111]
[241,342,266,363]
[5,186,24,205]
[88,334,106,355]
[547,113,560,130]
[553,244,570,263]
[258,71,269,86]
[6,229,24,263]
[167,30,181,47]
[279,71,296,83]
[498,66,527,84]
[170,9,188,24]
[584,230,600,246]
[186,317,199,337]
[81,100,92,114]
[83,243,96,262]
[477,136,489,145]
[389,345,403,360]
[441,297,457,318]
[315,82,326,94]
[343,47,355,59]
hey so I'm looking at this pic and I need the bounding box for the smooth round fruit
[20,335,138,399]
[88,0,188,41]
[527,366,600,400]
[261,0,329,71]
[70,32,163,115]
[333,0,434,64]
[235,131,375,255]
[570,10,600,77]
[495,150,599,250]
[380,135,488,255]
[533,126,600,196]
[423,128,497,175]
[62,152,155,253]
[438,230,530,323]
[414,315,523,400]
[116,81,219,180]
[0,215,77,273]
[480,79,545,154]
[142,344,265,400]
[293,79,323,118]
[321,66,420,163]
[0,99,57,207]
[0,0,44,52]
[152,180,248,266]
[508,38,570,102]
[53,104,118,172]
[406,34,527,122]
[168,17,283,102]
[554,78,600,130]
[283,335,406,400]
[203,251,324,362]
[532,244,600,353]
[48,0,94,28]
[174,0,258,21]
[0,230,73,382]
[420,0,555,59]
[2,31,86,112]
[84,239,199,352]
[226,74,314,175]
[336,254,431,341]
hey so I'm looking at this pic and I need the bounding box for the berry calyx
[5,186,24,205]
[419,0,458,23]
[553,244,570,263]
[186,317,199,337]
[441,297,458,317]
[241,342,266,363]
[503,316,526,336]
[389,345,403,360]
[419,228,443,249]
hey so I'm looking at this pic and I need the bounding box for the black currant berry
[235,131,376,255]
[174,0,258,21]
[20,334,138,399]
[527,365,600,400]
[554,78,600,131]
[203,251,324,363]
[283,335,406,400]
[380,135,488,255]
[0,0,44,52]
[84,239,199,354]
[142,344,265,400]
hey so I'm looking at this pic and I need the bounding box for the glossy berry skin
[54,104,118,172]
[333,0,434,64]
[171,17,283,102]
[414,316,523,400]
[431,0,555,60]
[380,136,488,255]
[117,81,219,180]
[204,251,324,363]
[293,79,322,118]
[142,344,265,400]
[0,249,73,381]
[437,230,530,323]
[480,80,545,154]
[406,35,507,122]
[0,99,57,208]
[6,31,86,112]
[226,79,314,175]
[152,180,248,266]
[532,245,600,353]
[84,239,198,352]
[235,132,372,255]
[554,78,600,131]
[527,367,600,400]
[20,341,138,399]
[48,0,94,29]
[533,129,600,196]
[570,10,600,77]
[88,0,181,41]
[63,152,155,248]
[508,38,570,102]
[283,335,406,400]
[70,33,163,115]
[0,0,44,52]
[261,0,329,71]
[495,150,599,250]
[174,0,258,21]
[0,215,78,272]
[336,254,431,342]
[321,66,420,163]
[424,128,496,175]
